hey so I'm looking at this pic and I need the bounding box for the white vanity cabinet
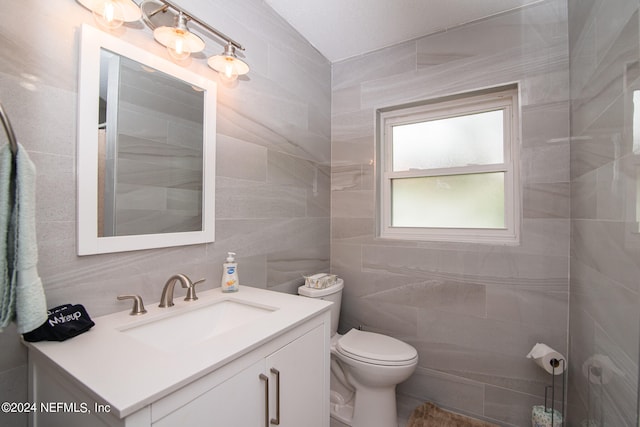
[27,287,331,427]
[152,324,325,427]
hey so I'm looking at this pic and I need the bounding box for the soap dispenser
[221,252,239,293]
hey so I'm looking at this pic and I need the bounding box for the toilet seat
[336,329,418,366]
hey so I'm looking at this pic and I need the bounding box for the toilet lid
[336,329,417,365]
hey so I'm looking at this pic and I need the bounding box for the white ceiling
[265,0,543,62]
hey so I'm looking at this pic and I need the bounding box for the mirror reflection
[98,49,205,237]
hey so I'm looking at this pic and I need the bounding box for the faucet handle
[117,294,147,315]
[185,278,206,301]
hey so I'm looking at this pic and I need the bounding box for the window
[376,86,520,243]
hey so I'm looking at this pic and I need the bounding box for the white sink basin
[120,299,277,351]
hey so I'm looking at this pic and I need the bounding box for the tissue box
[532,405,562,427]
[304,273,337,289]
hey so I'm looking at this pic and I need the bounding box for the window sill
[378,228,520,246]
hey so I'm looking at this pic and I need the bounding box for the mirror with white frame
[77,24,216,255]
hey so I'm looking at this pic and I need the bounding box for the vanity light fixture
[77,0,142,30]
[140,0,249,81]
[76,0,249,82]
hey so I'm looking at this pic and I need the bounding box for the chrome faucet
[159,274,206,307]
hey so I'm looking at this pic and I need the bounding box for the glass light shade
[77,0,141,29]
[154,26,205,60]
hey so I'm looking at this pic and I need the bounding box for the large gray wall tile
[398,367,485,418]
[484,385,544,427]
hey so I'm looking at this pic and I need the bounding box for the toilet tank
[298,278,343,336]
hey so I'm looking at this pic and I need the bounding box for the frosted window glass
[392,110,504,171]
[391,173,505,228]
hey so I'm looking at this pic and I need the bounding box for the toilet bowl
[298,280,418,427]
[333,328,418,427]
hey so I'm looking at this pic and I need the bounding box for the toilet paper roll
[526,343,566,375]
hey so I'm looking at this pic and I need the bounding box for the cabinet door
[153,359,265,427]
[266,325,326,427]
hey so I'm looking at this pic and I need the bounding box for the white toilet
[298,279,418,427]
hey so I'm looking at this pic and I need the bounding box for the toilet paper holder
[527,343,566,426]
[543,358,566,426]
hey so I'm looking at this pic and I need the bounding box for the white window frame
[376,86,521,244]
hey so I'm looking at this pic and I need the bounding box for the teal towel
[0,143,47,333]
[0,144,12,328]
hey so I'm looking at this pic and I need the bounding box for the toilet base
[352,386,398,427]
[329,387,398,427]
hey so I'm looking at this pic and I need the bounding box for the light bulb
[175,37,185,55]
[93,0,124,30]
[167,32,190,61]
[222,59,239,83]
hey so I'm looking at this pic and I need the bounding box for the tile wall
[0,1,330,426]
[330,1,571,425]
[568,0,640,425]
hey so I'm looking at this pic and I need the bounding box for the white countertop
[27,286,331,418]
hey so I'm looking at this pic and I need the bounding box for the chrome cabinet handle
[259,373,269,427]
[270,368,281,425]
